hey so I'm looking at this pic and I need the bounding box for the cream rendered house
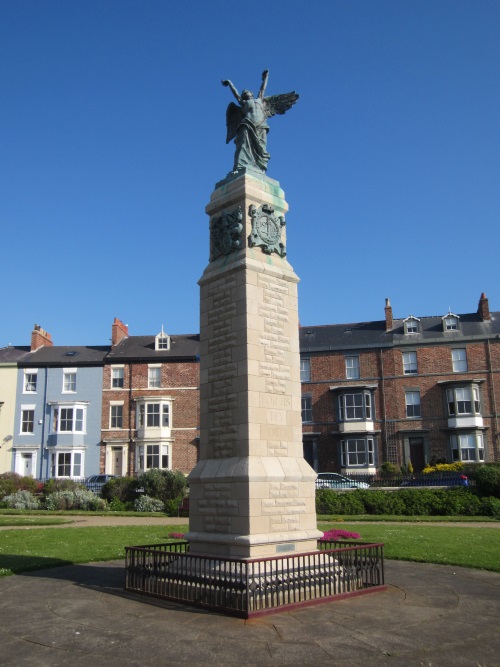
[0,347,29,474]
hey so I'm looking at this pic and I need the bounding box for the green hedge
[101,469,187,514]
[316,487,500,518]
[0,472,40,498]
[471,464,500,498]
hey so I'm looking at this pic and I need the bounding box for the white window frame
[136,443,170,471]
[148,365,162,388]
[345,356,360,380]
[301,394,312,423]
[137,400,171,428]
[111,366,125,388]
[403,351,418,375]
[405,391,421,418]
[300,358,311,382]
[155,333,170,351]
[404,317,419,335]
[63,369,77,393]
[52,404,86,434]
[446,385,480,416]
[23,370,38,393]
[20,405,35,434]
[444,315,459,331]
[109,402,124,429]
[452,348,467,373]
[51,450,84,478]
[341,438,375,467]
[450,433,484,463]
[339,391,372,421]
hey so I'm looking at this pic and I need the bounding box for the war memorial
[125,71,385,616]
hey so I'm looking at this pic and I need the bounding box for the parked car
[85,474,118,493]
[315,472,370,490]
[401,472,468,487]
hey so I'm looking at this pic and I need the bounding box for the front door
[22,453,34,477]
[409,437,425,472]
[112,448,123,476]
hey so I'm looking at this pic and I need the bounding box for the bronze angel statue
[222,70,299,173]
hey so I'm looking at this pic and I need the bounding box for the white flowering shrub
[133,494,165,512]
[2,490,40,510]
[44,489,107,511]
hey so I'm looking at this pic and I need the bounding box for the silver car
[315,472,370,489]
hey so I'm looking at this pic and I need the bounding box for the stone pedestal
[187,169,321,558]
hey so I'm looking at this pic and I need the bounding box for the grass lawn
[318,521,500,572]
[0,516,72,527]
[0,519,499,577]
[0,524,187,577]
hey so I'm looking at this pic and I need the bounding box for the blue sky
[2,0,499,346]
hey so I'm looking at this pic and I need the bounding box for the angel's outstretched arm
[222,79,241,104]
[259,70,269,99]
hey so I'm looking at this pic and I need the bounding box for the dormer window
[443,313,459,332]
[404,316,419,335]
[155,326,170,351]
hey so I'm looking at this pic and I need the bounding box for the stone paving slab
[0,559,499,666]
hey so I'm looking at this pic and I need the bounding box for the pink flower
[168,532,185,539]
[320,529,361,541]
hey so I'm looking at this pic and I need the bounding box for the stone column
[187,168,321,558]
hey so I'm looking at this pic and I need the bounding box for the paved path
[0,559,498,666]
[1,515,498,530]
[0,515,190,530]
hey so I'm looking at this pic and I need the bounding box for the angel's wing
[226,102,243,143]
[263,92,299,118]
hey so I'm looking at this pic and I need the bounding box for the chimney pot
[112,317,129,346]
[478,292,491,321]
[384,298,393,331]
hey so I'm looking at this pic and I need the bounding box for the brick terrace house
[101,319,200,476]
[300,294,500,474]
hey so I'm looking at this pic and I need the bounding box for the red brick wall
[303,339,500,470]
[100,360,200,476]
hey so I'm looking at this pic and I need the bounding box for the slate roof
[106,334,200,362]
[19,346,110,368]
[0,346,30,363]
[300,311,500,353]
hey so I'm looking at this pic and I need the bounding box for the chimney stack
[477,293,491,321]
[112,317,128,346]
[385,298,393,331]
[31,324,53,351]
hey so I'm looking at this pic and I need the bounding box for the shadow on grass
[0,554,74,575]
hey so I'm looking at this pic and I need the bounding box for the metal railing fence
[319,471,473,488]
[125,539,385,617]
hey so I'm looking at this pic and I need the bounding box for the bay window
[136,443,170,471]
[450,433,484,463]
[341,438,375,468]
[52,405,86,433]
[446,386,480,416]
[339,391,372,421]
[138,402,170,428]
[51,451,84,478]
